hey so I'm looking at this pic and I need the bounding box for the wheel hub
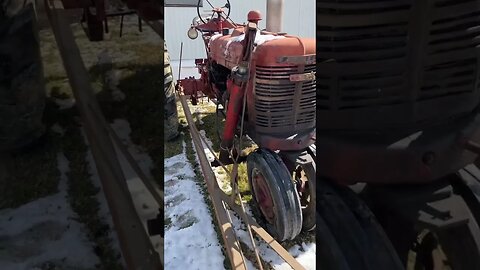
[252,168,275,224]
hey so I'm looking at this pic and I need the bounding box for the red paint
[222,82,245,147]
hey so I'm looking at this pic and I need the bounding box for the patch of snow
[194,108,205,125]
[50,123,65,136]
[97,49,113,65]
[109,119,163,253]
[198,130,231,193]
[83,119,165,264]
[244,258,257,270]
[209,34,223,45]
[97,50,126,102]
[0,153,99,270]
[224,30,285,56]
[53,98,75,110]
[254,33,286,46]
[228,209,316,270]
[291,243,316,270]
[164,143,226,270]
[82,129,124,265]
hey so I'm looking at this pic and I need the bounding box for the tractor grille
[253,64,316,133]
[317,0,480,133]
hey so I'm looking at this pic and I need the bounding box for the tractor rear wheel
[247,148,302,242]
[362,173,480,270]
[409,224,480,270]
[294,158,316,232]
[317,179,404,270]
[164,42,179,141]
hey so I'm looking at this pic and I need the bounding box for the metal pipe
[266,0,284,32]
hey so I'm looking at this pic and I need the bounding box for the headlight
[187,27,198,40]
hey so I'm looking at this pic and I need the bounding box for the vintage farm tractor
[177,0,316,241]
[180,0,480,269]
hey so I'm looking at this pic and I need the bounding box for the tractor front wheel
[247,148,303,242]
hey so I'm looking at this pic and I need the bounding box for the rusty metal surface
[317,0,480,133]
[44,1,162,268]
[316,1,480,184]
[317,111,480,184]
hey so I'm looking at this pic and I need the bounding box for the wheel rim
[252,168,275,224]
[409,231,441,270]
[295,165,311,209]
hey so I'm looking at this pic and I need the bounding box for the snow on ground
[197,130,316,269]
[198,130,231,193]
[82,130,124,264]
[164,138,226,270]
[52,97,76,110]
[97,50,126,102]
[83,118,164,264]
[228,210,316,270]
[0,153,99,270]
[109,119,163,253]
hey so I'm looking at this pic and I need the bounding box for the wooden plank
[44,1,162,269]
[179,95,247,270]
[218,192,306,270]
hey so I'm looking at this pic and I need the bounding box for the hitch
[211,148,247,167]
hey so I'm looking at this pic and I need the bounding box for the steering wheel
[197,0,231,25]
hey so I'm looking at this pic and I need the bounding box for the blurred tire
[164,42,179,141]
[0,0,46,152]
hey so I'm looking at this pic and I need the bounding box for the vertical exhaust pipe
[266,0,284,32]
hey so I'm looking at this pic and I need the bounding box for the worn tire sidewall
[247,149,303,241]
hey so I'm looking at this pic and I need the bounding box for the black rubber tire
[316,213,351,270]
[247,148,302,242]
[164,42,179,141]
[0,0,46,152]
[317,179,404,270]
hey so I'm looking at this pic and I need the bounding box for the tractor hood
[208,28,315,69]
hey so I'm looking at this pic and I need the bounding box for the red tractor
[177,1,316,241]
